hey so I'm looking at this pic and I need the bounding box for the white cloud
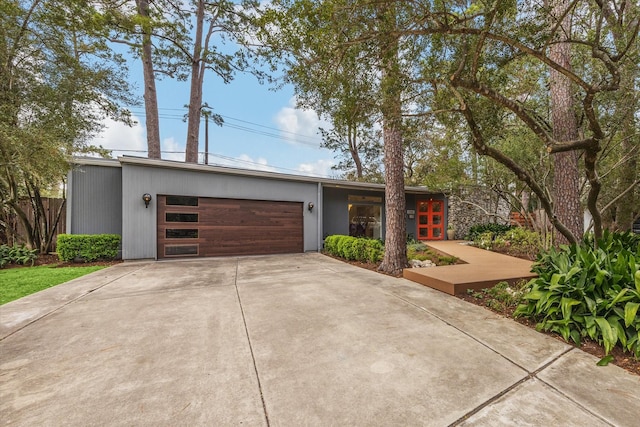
[296,159,336,178]
[92,115,146,158]
[274,97,325,146]
[161,137,185,162]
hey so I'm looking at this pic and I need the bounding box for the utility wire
[125,108,324,148]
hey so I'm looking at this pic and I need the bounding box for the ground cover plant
[469,224,544,260]
[0,244,38,268]
[0,265,105,305]
[407,241,458,265]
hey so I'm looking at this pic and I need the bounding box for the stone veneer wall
[447,186,510,240]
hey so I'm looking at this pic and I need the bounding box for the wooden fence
[1,198,66,251]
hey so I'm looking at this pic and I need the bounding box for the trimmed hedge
[57,234,121,262]
[324,235,383,263]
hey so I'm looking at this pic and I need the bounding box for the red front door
[417,200,444,240]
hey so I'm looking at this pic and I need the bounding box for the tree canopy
[1,0,134,251]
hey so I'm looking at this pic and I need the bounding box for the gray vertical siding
[68,164,123,235]
[70,158,446,259]
[121,164,320,259]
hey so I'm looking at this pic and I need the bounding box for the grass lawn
[0,265,105,305]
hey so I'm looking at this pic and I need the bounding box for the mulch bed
[2,253,122,269]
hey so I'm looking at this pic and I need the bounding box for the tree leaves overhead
[256,0,638,242]
[1,0,134,251]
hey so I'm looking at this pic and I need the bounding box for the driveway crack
[233,258,271,427]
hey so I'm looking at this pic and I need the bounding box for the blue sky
[92,53,338,178]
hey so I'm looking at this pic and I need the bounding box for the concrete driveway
[1,253,639,426]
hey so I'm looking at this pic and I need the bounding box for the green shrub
[467,223,514,241]
[365,239,383,263]
[323,235,383,263]
[492,227,542,257]
[57,234,121,262]
[407,242,428,253]
[515,231,640,359]
[0,244,38,268]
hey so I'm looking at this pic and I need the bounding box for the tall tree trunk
[548,0,582,244]
[348,123,363,179]
[609,6,638,231]
[378,3,407,275]
[184,0,206,163]
[136,0,161,159]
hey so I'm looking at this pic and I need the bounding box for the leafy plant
[467,223,515,241]
[0,244,38,268]
[466,280,530,313]
[407,244,459,266]
[515,231,640,360]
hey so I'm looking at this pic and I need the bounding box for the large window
[348,204,382,239]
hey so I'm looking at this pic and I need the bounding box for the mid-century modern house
[67,156,449,260]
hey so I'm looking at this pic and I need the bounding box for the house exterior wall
[67,164,123,236]
[121,164,320,259]
[322,187,386,239]
[322,187,448,243]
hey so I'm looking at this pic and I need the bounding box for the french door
[416,200,444,240]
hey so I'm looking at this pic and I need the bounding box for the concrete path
[1,253,638,426]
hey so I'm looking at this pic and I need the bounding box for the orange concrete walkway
[403,241,537,295]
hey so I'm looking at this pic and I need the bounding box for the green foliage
[407,244,458,265]
[470,225,542,259]
[494,228,543,257]
[323,235,383,263]
[466,280,530,313]
[0,244,38,268]
[407,242,428,252]
[467,223,515,241]
[0,265,105,305]
[1,0,134,252]
[515,231,640,358]
[56,234,121,262]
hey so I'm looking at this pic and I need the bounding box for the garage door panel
[158,196,303,258]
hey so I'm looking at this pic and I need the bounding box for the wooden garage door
[157,195,303,258]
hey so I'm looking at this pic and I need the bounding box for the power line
[125,108,324,148]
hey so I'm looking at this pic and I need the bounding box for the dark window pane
[166,229,198,238]
[166,196,198,206]
[419,216,429,225]
[433,228,442,237]
[419,229,428,237]
[433,215,441,224]
[166,213,199,222]
[433,203,441,212]
[165,245,198,256]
